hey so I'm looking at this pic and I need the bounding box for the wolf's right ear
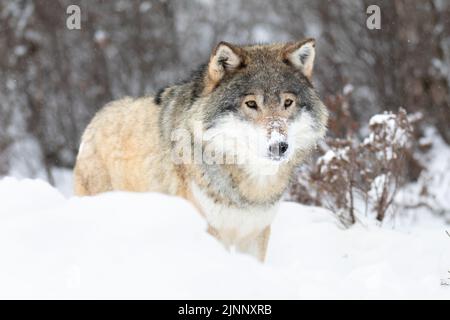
[205,42,243,93]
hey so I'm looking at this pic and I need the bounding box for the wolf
[74,39,328,261]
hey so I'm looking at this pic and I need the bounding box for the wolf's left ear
[205,41,243,93]
[283,38,316,80]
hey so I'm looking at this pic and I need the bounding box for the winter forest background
[1,0,450,226]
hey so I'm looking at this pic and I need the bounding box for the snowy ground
[0,177,449,299]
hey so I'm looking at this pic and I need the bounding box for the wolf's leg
[207,225,232,251]
[74,172,89,196]
[207,224,271,262]
[74,155,112,196]
[237,226,271,262]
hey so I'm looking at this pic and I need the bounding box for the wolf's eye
[245,100,258,110]
[284,99,294,108]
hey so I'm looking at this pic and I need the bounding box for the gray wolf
[74,39,328,261]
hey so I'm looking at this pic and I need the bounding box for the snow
[319,150,336,165]
[397,127,450,216]
[418,129,450,212]
[268,130,285,145]
[343,84,354,95]
[318,147,349,173]
[94,30,107,43]
[364,112,410,159]
[251,25,273,43]
[368,174,387,200]
[14,45,27,56]
[369,113,394,126]
[0,177,449,299]
[139,2,152,13]
[52,168,74,197]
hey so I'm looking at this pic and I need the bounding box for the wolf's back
[73,96,180,196]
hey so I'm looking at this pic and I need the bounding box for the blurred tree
[0,0,179,181]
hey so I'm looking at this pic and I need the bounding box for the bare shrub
[289,108,415,226]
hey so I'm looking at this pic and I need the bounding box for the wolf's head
[170,39,328,176]
[193,39,328,174]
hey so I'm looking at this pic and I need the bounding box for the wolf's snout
[268,142,289,159]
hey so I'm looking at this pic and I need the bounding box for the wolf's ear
[205,41,243,93]
[283,39,316,80]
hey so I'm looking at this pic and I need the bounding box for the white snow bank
[0,177,449,299]
[396,127,450,215]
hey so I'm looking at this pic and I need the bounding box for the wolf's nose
[279,142,289,155]
[269,142,289,158]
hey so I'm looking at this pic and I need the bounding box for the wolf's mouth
[267,153,288,162]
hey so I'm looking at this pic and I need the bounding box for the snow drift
[0,177,449,299]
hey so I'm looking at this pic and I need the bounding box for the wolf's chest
[190,182,278,241]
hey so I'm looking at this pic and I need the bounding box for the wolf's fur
[74,39,328,261]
